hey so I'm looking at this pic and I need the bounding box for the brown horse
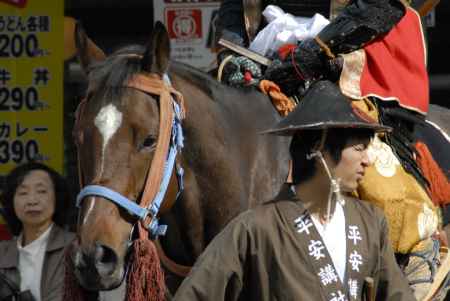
[71,21,290,295]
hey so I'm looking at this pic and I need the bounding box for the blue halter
[76,100,184,238]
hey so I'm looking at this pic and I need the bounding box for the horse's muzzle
[73,242,125,290]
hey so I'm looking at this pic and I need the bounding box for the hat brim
[261,122,392,136]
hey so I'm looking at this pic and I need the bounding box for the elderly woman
[0,162,75,301]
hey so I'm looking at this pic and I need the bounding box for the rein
[75,73,185,238]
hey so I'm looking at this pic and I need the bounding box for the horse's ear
[64,17,77,61]
[75,21,106,74]
[141,21,170,74]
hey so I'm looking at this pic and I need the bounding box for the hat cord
[306,130,344,227]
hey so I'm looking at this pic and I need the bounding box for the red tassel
[63,244,91,301]
[415,141,450,205]
[126,228,166,301]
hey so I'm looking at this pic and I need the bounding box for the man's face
[332,136,371,192]
[13,170,56,230]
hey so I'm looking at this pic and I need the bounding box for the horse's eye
[139,135,156,151]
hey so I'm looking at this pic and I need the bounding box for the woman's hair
[0,162,73,236]
[290,128,374,185]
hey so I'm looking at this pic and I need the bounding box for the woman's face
[13,170,56,230]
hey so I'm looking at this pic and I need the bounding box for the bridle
[74,71,185,239]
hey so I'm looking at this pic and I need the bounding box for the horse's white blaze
[94,103,123,178]
[82,104,123,224]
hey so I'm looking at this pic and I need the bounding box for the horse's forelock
[87,45,146,103]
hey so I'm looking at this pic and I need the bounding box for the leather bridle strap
[155,239,191,277]
[127,73,185,214]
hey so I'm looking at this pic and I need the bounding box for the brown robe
[174,197,415,301]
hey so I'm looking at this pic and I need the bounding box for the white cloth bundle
[249,5,330,57]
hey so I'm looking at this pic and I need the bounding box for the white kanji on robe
[295,215,313,235]
[329,290,347,301]
[348,278,358,299]
[318,264,338,286]
[308,240,325,260]
[349,250,363,272]
[348,225,362,245]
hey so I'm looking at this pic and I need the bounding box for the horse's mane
[169,62,220,99]
[87,44,219,103]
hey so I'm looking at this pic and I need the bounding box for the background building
[65,0,450,106]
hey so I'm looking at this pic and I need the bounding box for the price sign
[0,0,63,176]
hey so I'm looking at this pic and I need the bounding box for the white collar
[17,223,54,252]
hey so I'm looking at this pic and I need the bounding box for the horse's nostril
[94,243,118,276]
[94,244,104,262]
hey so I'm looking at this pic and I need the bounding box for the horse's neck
[167,65,280,129]
[160,208,202,265]
[161,63,291,264]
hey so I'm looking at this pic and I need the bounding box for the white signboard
[153,0,221,71]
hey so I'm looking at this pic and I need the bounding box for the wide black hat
[263,80,391,135]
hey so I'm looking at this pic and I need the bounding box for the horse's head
[72,22,173,290]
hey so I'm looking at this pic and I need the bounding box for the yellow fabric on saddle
[358,136,439,254]
[350,97,379,123]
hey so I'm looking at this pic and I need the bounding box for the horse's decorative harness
[75,72,185,239]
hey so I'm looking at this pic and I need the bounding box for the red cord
[290,48,305,81]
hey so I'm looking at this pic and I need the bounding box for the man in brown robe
[174,80,415,301]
